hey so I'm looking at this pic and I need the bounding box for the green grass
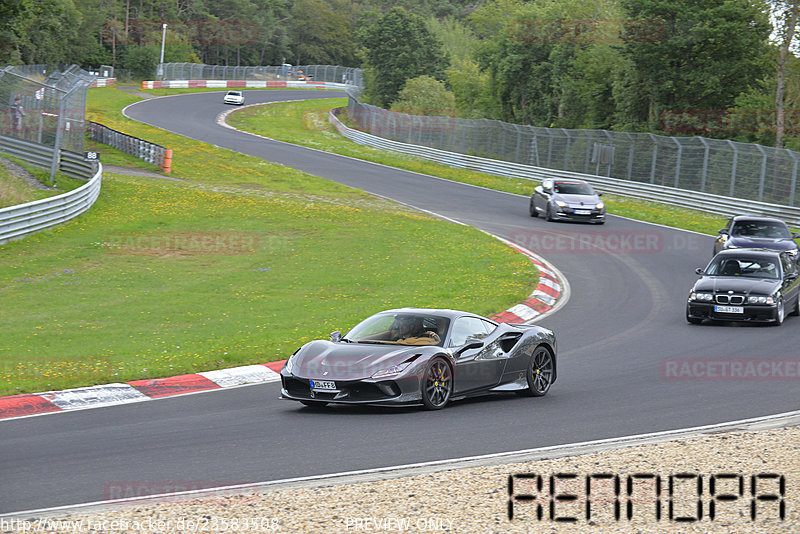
[227,98,730,236]
[0,88,538,396]
[0,161,39,208]
[0,157,84,208]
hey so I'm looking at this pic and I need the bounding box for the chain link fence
[156,62,798,207]
[159,63,363,86]
[0,65,95,154]
[347,99,800,208]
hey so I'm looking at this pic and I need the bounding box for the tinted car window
[731,221,791,239]
[448,317,494,347]
[554,182,594,195]
[707,257,780,279]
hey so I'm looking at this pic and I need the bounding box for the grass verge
[227,98,731,236]
[0,156,85,208]
[0,88,538,396]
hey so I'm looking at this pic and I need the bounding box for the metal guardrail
[0,134,103,244]
[88,121,172,172]
[329,109,800,227]
[0,134,95,181]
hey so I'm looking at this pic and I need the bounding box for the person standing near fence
[12,97,25,135]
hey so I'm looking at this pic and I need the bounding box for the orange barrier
[161,149,173,173]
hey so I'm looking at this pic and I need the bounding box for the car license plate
[309,379,336,390]
[574,209,591,215]
[715,305,744,314]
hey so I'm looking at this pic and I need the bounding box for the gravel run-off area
[4,424,798,533]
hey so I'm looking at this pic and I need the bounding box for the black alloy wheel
[421,358,453,410]
[519,345,554,397]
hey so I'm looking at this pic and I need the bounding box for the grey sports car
[280,308,557,410]
[529,178,605,224]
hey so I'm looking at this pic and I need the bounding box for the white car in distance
[223,90,245,105]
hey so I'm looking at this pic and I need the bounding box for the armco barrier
[88,122,171,172]
[0,162,102,244]
[1,134,103,244]
[329,109,800,227]
[0,134,96,181]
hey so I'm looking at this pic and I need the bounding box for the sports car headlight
[555,200,567,208]
[371,362,411,378]
[691,292,713,301]
[596,202,604,210]
[748,295,770,304]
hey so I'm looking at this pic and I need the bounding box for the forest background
[3,0,800,148]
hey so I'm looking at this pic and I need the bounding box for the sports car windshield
[731,221,791,239]
[344,313,450,346]
[706,257,780,279]
[554,182,594,195]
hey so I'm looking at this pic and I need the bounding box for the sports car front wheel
[519,345,554,397]
[421,358,453,410]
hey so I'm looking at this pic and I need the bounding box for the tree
[390,75,456,116]
[470,0,623,127]
[16,0,82,64]
[619,0,772,129]
[358,6,449,107]
[772,0,800,147]
[0,0,32,64]
[287,0,356,66]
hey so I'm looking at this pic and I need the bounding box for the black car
[686,249,800,325]
[529,178,605,223]
[713,215,799,261]
[280,308,557,410]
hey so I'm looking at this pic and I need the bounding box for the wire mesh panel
[0,65,94,154]
[347,96,800,207]
[159,63,363,85]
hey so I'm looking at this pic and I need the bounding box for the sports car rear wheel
[519,345,554,397]
[421,358,452,410]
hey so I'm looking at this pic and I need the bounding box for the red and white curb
[0,238,565,422]
[141,80,347,90]
[489,239,565,324]
[0,362,285,421]
[90,78,116,88]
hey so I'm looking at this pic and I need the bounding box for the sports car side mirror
[329,330,342,342]
[793,233,800,239]
[695,268,705,275]
[455,339,484,356]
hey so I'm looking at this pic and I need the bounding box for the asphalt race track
[1,89,798,514]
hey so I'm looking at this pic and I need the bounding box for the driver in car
[392,316,441,345]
